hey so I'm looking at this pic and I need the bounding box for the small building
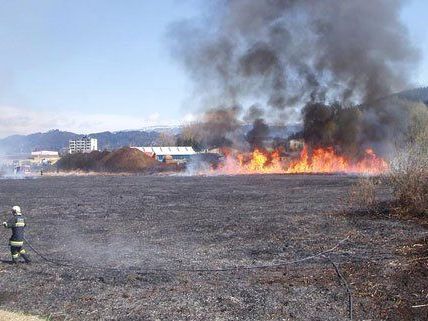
[288,139,305,151]
[31,151,60,164]
[132,146,196,163]
[69,136,98,154]
[0,154,29,166]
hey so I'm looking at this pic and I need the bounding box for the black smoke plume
[302,103,362,157]
[246,118,269,150]
[170,0,419,154]
[201,105,242,147]
[301,98,424,158]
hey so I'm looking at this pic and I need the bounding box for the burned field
[0,175,426,320]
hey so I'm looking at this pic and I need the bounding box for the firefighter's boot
[21,254,31,263]
[20,249,31,263]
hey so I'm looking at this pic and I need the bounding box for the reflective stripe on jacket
[10,240,24,247]
[5,215,26,242]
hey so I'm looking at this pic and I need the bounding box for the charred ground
[0,175,426,320]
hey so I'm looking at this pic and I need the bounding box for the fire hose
[23,235,350,271]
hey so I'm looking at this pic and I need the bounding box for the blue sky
[0,0,427,137]
[402,0,428,85]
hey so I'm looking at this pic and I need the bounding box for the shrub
[56,151,108,171]
[349,103,428,216]
[387,104,428,216]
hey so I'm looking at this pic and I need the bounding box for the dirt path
[0,175,426,320]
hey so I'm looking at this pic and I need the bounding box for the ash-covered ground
[0,175,426,321]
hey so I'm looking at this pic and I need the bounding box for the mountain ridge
[0,129,160,155]
[396,86,428,104]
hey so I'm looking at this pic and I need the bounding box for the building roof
[133,146,196,156]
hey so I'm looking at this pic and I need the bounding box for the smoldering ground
[169,0,421,156]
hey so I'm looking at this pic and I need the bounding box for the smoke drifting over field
[170,0,420,155]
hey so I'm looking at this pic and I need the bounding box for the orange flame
[216,149,284,174]
[286,146,389,174]
[209,146,389,175]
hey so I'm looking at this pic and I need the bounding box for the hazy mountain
[396,86,428,104]
[0,130,77,155]
[91,131,160,151]
[137,125,182,135]
[0,129,160,155]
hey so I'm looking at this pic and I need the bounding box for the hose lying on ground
[23,235,351,272]
[22,235,354,320]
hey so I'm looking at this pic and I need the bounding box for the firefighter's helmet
[12,206,21,215]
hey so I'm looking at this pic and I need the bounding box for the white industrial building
[31,151,60,164]
[133,146,196,163]
[69,136,98,154]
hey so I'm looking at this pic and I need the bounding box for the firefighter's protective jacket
[4,215,26,247]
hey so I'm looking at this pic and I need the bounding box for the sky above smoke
[170,0,419,121]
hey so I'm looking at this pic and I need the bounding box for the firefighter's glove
[2,222,7,227]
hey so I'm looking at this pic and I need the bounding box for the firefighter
[2,206,31,263]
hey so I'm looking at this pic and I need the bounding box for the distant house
[289,139,305,151]
[69,136,98,154]
[31,151,60,164]
[132,146,196,163]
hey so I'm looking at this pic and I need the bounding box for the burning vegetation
[170,0,422,176]
[209,146,388,175]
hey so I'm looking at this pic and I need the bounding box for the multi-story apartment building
[69,136,98,154]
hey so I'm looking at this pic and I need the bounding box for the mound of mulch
[100,147,159,172]
[56,147,176,173]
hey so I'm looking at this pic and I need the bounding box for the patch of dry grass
[0,310,45,321]
[388,151,428,216]
[347,176,381,212]
[388,104,428,216]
